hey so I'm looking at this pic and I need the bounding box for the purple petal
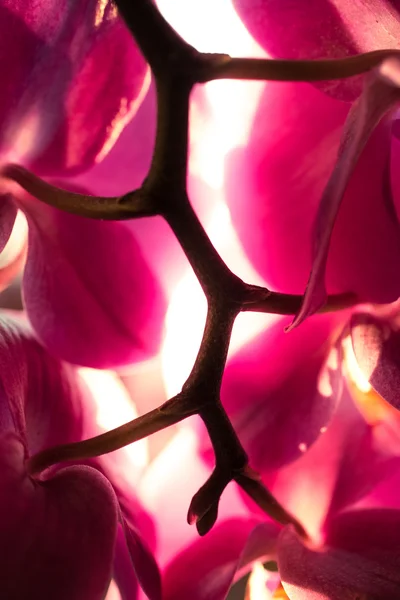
[351,312,400,409]
[0,434,118,600]
[290,60,400,330]
[163,518,279,600]
[279,509,400,599]
[202,313,343,473]
[20,199,166,368]
[0,2,147,175]
[233,0,400,100]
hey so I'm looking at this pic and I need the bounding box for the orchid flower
[0,0,167,368]
[0,313,160,599]
[227,1,400,329]
[2,1,400,600]
[161,321,400,599]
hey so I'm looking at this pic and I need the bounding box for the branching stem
[27,0,373,537]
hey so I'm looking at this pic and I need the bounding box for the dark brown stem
[113,0,195,76]
[200,50,400,83]
[27,393,195,476]
[27,0,363,542]
[241,287,358,315]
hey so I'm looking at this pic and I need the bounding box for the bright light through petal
[342,335,372,393]
[79,368,149,480]
[245,562,281,600]
[156,0,265,55]
[157,0,266,189]
[342,335,400,430]
[0,210,27,268]
[105,580,121,600]
[161,203,277,398]
[157,0,275,397]
[139,424,250,565]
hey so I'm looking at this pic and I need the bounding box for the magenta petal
[225,82,347,294]
[227,75,400,312]
[0,434,118,600]
[21,202,166,368]
[113,526,139,600]
[163,518,279,600]
[279,509,400,599]
[120,516,162,600]
[0,195,17,253]
[233,0,400,99]
[290,61,400,329]
[203,314,342,473]
[1,2,147,174]
[0,313,93,453]
[261,378,374,535]
[351,312,400,409]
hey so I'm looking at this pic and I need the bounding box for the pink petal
[0,434,118,600]
[1,2,147,174]
[163,518,279,600]
[20,199,166,368]
[202,314,343,473]
[291,61,400,329]
[232,0,400,99]
[351,312,400,409]
[279,509,400,599]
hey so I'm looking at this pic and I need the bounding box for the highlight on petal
[290,58,400,331]
[350,312,400,410]
[261,331,400,540]
[1,1,148,174]
[279,509,400,599]
[20,199,166,368]
[163,518,280,600]
[0,211,27,294]
[0,434,118,600]
[202,314,343,473]
[232,0,400,99]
